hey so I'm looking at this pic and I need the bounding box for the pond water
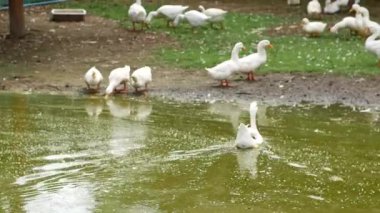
[0,93,379,212]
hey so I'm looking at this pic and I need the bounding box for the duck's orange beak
[268,44,273,48]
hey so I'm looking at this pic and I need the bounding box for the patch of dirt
[0,5,380,107]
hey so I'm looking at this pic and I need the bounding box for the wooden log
[9,0,26,38]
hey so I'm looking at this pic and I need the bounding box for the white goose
[235,101,263,149]
[357,5,380,34]
[330,5,363,34]
[206,42,245,87]
[198,5,227,29]
[146,5,189,27]
[324,0,340,14]
[307,0,322,19]
[84,66,103,91]
[131,66,152,92]
[365,26,380,67]
[105,65,131,98]
[128,0,147,31]
[301,18,327,37]
[173,10,210,30]
[238,40,272,81]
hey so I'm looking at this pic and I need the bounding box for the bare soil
[0,5,380,107]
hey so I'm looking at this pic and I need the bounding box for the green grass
[269,34,379,74]
[63,0,379,75]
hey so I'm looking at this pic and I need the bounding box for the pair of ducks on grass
[128,0,227,31]
[206,40,273,87]
[84,65,152,98]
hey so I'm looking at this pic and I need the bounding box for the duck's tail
[205,67,214,74]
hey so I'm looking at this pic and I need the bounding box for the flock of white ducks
[303,2,380,66]
[128,1,227,30]
[85,1,380,151]
[84,65,152,98]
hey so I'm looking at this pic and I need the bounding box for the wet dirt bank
[2,68,380,108]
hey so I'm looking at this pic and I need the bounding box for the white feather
[105,65,131,95]
[84,66,103,89]
[131,66,152,90]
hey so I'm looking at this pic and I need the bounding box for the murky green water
[0,93,379,212]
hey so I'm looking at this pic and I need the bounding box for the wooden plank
[9,0,26,38]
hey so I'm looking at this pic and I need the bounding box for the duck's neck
[199,6,205,13]
[361,9,371,23]
[367,30,380,42]
[250,111,263,143]
[250,110,257,131]
[231,46,241,63]
[355,14,365,30]
[257,44,267,56]
[173,14,184,26]
[146,11,158,23]
[136,0,142,5]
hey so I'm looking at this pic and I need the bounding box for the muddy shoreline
[2,69,380,108]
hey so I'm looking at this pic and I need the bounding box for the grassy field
[63,0,379,75]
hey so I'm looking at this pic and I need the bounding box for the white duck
[301,18,327,37]
[198,5,227,29]
[238,40,272,81]
[84,66,103,91]
[146,5,189,27]
[173,10,210,30]
[307,0,322,19]
[131,66,152,92]
[235,101,263,149]
[357,5,380,34]
[324,0,340,14]
[330,5,363,34]
[206,42,245,87]
[128,0,147,31]
[365,26,380,67]
[105,65,131,98]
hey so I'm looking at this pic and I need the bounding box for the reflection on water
[1,93,380,212]
[208,101,241,130]
[106,99,131,118]
[85,98,103,117]
[236,148,261,179]
[106,99,150,157]
[24,181,95,213]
